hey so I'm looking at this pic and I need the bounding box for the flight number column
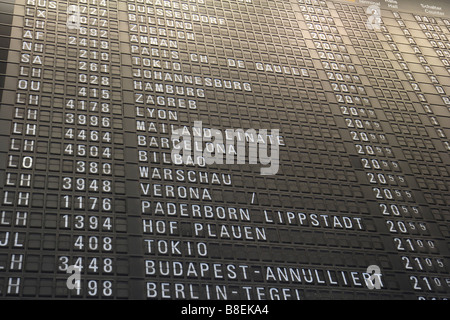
[0,0,129,298]
[59,0,129,299]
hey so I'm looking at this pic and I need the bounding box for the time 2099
[225,305,269,315]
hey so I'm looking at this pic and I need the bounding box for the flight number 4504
[225,305,269,315]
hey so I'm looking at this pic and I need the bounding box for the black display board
[0,0,449,300]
